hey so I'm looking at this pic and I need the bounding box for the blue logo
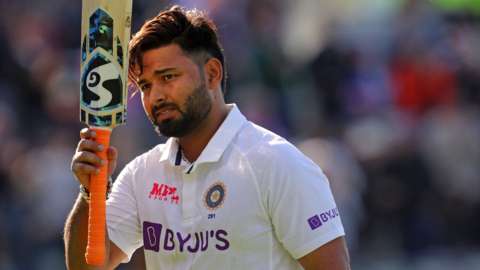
[308,215,322,230]
[204,182,226,211]
[143,221,230,253]
[307,207,340,230]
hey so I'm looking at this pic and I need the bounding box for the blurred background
[0,0,479,269]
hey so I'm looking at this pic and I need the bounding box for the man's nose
[149,84,167,103]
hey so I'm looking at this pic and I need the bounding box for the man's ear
[204,58,223,91]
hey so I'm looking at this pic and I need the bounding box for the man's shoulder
[234,122,306,163]
[234,122,323,186]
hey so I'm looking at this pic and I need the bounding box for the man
[65,5,350,270]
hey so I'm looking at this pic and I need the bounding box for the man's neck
[178,104,229,162]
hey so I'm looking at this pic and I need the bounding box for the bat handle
[85,127,111,266]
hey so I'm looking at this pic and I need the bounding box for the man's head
[129,5,226,92]
[128,6,226,138]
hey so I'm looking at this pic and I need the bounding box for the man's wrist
[79,177,113,203]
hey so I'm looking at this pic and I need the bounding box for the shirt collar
[159,136,178,165]
[159,104,247,167]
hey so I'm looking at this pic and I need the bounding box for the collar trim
[158,104,246,167]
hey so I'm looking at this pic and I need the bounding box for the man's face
[135,44,212,137]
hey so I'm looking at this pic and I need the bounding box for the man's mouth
[153,106,178,122]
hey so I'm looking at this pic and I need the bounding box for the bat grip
[85,127,111,266]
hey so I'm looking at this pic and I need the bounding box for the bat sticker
[81,53,122,111]
[89,9,113,53]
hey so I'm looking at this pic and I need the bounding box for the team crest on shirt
[203,181,226,211]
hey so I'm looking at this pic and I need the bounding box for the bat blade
[80,0,132,129]
[80,0,132,266]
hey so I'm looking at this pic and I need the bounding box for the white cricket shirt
[107,104,345,269]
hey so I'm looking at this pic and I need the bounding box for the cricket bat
[80,0,132,265]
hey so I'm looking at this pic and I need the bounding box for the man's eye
[140,84,151,91]
[163,74,176,81]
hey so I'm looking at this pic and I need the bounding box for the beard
[150,81,212,138]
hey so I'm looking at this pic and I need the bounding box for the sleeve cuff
[108,226,138,263]
[290,227,345,259]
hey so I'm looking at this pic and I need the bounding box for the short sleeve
[107,161,143,262]
[264,144,345,259]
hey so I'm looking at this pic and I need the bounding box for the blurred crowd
[0,0,479,269]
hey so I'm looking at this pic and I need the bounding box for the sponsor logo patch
[308,215,322,230]
[307,207,340,230]
[143,221,230,253]
[148,182,180,204]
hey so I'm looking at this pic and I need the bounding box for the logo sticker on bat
[85,62,118,108]
[81,53,122,111]
[80,6,129,128]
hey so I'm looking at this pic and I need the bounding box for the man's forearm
[64,194,110,270]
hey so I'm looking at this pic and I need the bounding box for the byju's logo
[307,207,340,230]
[308,215,322,230]
[143,221,230,253]
[148,182,180,204]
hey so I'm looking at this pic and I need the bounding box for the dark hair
[129,5,227,93]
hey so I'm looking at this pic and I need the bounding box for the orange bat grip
[85,127,111,266]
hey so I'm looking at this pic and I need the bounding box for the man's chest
[134,165,272,256]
